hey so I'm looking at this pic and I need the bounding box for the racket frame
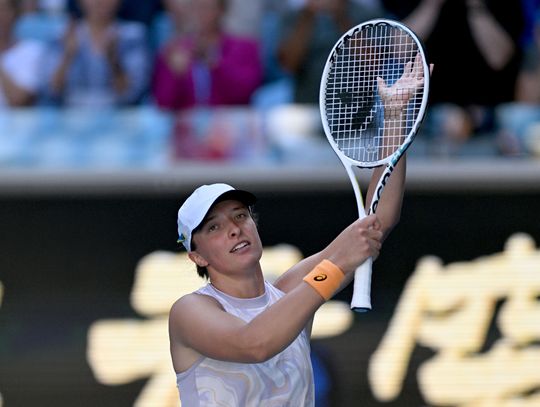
[319,18,430,311]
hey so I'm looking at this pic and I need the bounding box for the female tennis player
[169,56,425,406]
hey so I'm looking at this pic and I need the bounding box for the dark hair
[190,205,258,280]
[190,238,210,280]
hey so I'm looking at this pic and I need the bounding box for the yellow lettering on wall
[369,233,540,406]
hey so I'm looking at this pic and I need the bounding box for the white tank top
[176,281,315,407]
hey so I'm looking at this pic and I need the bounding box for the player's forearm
[274,253,321,292]
[275,218,382,295]
[274,250,355,294]
[238,281,326,362]
[369,157,405,239]
[366,113,407,239]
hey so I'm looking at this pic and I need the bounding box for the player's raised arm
[366,53,428,239]
[273,214,383,294]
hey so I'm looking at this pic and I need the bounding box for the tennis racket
[319,19,429,312]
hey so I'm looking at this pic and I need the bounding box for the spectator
[42,0,150,107]
[277,0,383,104]
[383,0,526,147]
[152,0,263,110]
[520,0,540,51]
[14,0,68,43]
[0,0,46,107]
[67,0,163,27]
[515,1,540,103]
[222,0,264,39]
[150,0,191,53]
[258,0,291,84]
[249,1,295,110]
[494,1,540,156]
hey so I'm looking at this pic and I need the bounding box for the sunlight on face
[191,199,263,274]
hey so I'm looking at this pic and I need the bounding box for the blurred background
[0,0,540,406]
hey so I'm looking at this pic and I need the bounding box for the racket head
[320,19,430,168]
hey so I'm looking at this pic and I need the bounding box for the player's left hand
[377,53,427,119]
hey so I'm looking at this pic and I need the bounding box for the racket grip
[350,257,373,312]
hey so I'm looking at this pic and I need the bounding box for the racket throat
[370,167,393,214]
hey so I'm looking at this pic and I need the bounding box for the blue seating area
[0,104,531,170]
[0,105,336,169]
[0,107,173,169]
[2,1,539,166]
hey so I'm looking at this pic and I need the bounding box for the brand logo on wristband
[314,274,328,282]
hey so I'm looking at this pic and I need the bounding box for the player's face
[190,199,263,275]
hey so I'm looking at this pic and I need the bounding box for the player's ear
[188,251,209,267]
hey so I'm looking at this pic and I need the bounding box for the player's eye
[235,210,251,222]
[207,223,219,232]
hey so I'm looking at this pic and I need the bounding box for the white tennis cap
[177,183,256,251]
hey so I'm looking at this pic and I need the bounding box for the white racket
[319,19,430,312]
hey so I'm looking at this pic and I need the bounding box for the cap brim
[193,189,257,232]
[215,189,257,207]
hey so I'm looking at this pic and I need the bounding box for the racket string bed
[325,23,423,164]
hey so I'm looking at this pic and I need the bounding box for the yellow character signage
[369,233,540,406]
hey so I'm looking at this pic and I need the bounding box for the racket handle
[350,257,372,312]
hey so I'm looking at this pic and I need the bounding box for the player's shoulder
[170,292,223,317]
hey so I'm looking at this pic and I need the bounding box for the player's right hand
[327,214,383,274]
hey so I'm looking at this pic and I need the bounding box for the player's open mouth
[231,241,249,253]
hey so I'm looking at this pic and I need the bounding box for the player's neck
[209,267,265,299]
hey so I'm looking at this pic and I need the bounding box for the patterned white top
[176,281,315,406]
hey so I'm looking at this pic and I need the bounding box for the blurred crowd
[1,0,540,162]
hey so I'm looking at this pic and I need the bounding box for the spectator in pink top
[152,0,263,110]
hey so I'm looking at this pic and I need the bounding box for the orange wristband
[303,259,345,301]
